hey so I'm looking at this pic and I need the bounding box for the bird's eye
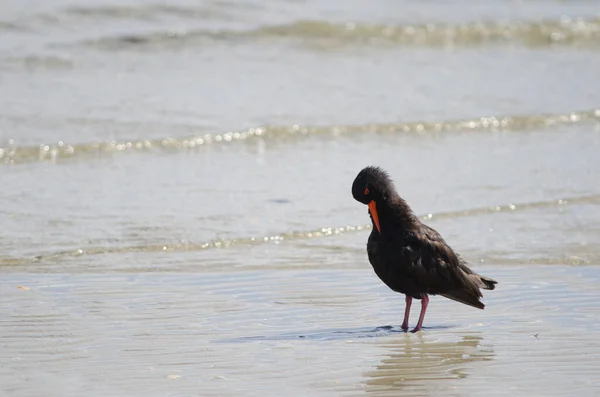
[364,187,369,195]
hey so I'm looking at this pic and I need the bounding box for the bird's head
[351,166,396,234]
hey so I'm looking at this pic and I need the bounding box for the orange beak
[368,200,381,234]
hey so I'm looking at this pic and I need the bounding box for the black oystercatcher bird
[352,166,497,332]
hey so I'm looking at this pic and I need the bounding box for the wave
[63,4,230,21]
[2,107,599,165]
[0,4,231,32]
[0,55,73,71]
[0,20,22,31]
[3,194,598,266]
[80,17,600,50]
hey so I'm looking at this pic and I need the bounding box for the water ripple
[2,107,599,164]
[81,17,600,50]
[2,194,597,267]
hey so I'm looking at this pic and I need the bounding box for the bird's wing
[401,225,483,298]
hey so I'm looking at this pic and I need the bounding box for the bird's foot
[410,326,422,333]
[401,322,409,331]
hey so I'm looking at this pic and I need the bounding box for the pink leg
[401,296,412,330]
[410,294,429,333]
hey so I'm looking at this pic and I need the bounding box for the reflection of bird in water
[363,334,494,395]
[352,166,497,332]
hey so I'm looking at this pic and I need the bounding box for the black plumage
[352,166,497,332]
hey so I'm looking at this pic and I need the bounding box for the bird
[351,166,497,333]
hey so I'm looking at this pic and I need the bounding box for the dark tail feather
[457,263,497,291]
[441,274,497,309]
[440,290,485,310]
[479,275,498,290]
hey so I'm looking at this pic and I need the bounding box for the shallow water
[1,1,600,396]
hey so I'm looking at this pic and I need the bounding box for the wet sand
[2,265,600,396]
